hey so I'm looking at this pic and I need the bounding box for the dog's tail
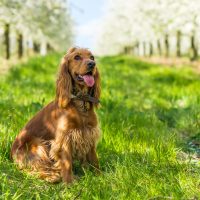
[32,160,61,183]
[12,138,61,183]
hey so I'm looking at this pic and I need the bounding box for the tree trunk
[190,34,198,61]
[164,34,169,57]
[4,23,10,59]
[157,40,162,56]
[47,43,52,52]
[124,46,128,54]
[17,33,23,58]
[176,31,181,57]
[132,45,135,55]
[26,41,30,56]
[136,42,139,56]
[143,42,146,56]
[149,42,153,57]
[33,42,40,53]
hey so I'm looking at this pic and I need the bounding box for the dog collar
[70,94,100,104]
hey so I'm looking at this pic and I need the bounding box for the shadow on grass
[100,56,159,71]
[0,161,26,181]
[99,85,200,158]
[152,71,200,86]
[97,146,200,180]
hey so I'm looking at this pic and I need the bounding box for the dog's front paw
[62,174,76,184]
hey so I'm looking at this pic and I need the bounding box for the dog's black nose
[87,61,96,70]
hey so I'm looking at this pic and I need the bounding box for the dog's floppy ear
[56,47,77,108]
[56,57,72,108]
[93,68,101,108]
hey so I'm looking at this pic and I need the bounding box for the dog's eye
[74,55,81,60]
[90,56,95,60]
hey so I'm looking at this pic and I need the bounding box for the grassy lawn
[0,54,200,199]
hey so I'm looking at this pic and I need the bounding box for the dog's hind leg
[12,137,61,183]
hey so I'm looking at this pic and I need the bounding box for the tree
[96,0,200,60]
[0,0,73,59]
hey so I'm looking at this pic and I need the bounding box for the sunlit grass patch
[0,55,200,199]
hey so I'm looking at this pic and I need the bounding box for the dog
[11,47,101,183]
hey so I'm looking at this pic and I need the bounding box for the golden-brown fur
[11,47,101,183]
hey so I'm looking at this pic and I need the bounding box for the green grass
[0,54,200,199]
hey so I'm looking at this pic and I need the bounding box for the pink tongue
[82,75,95,87]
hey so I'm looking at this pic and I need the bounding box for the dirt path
[140,56,200,74]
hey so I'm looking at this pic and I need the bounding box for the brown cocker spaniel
[11,47,101,183]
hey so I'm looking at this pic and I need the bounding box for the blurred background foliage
[96,0,200,61]
[1,0,200,62]
[0,0,73,59]
[0,0,200,61]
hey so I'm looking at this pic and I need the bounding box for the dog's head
[56,47,101,108]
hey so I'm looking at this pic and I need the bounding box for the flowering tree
[96,0,200,60]
[0,0,73,59]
